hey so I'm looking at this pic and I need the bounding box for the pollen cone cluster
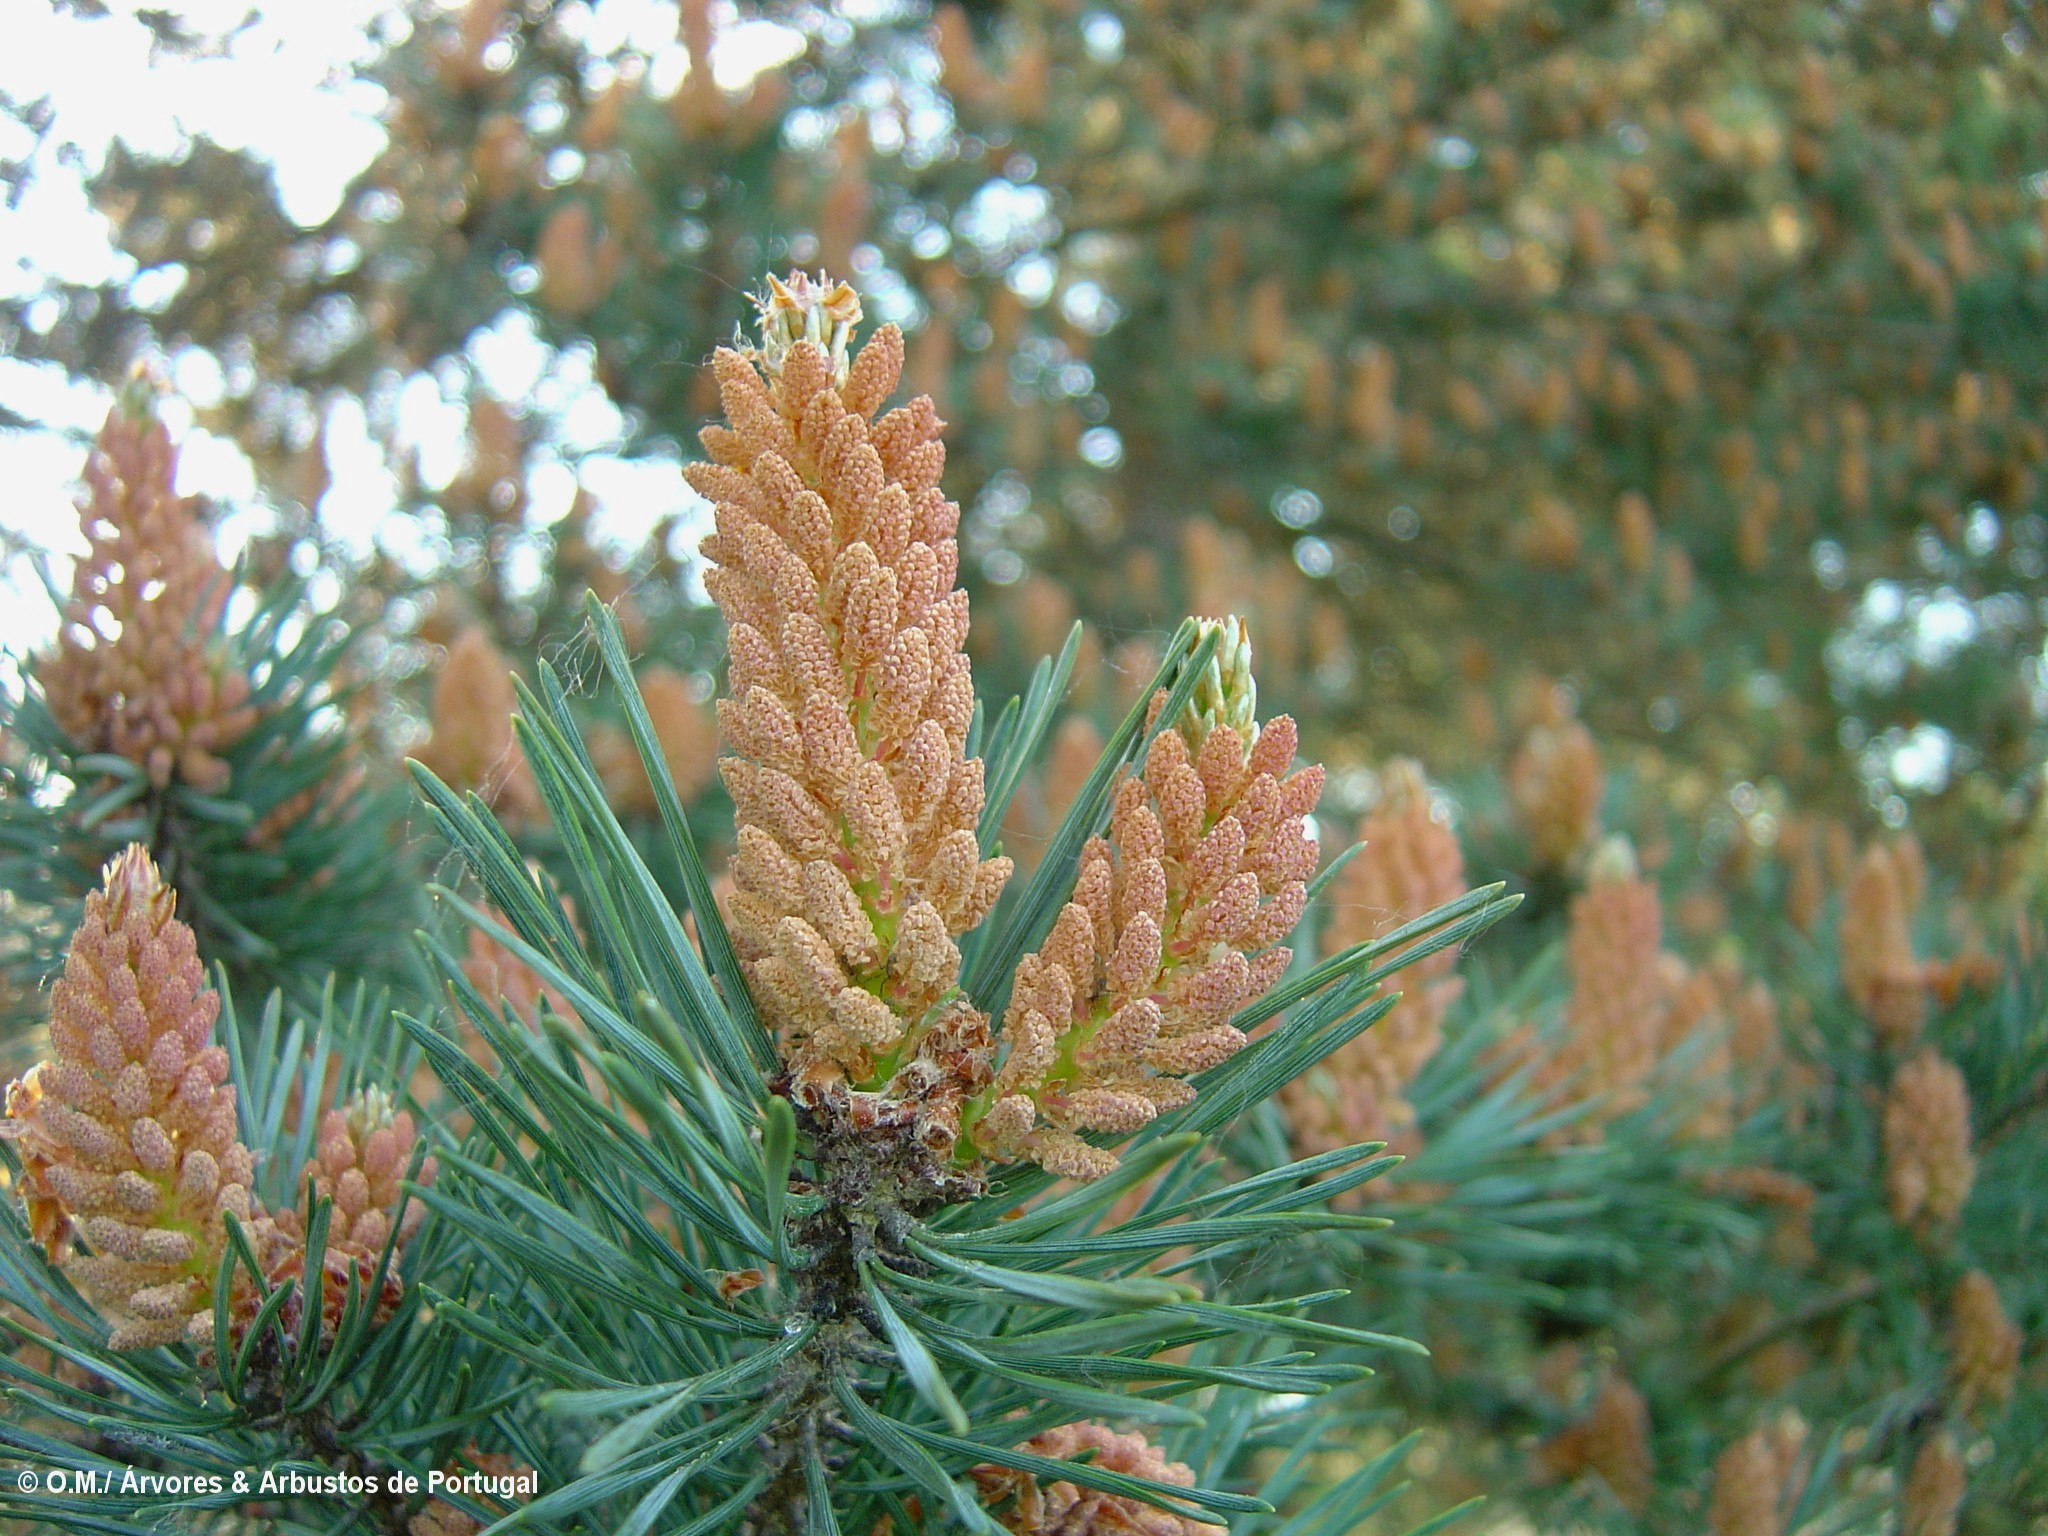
[968,622,1320,1180]
[40,388,256,791]
[2,847,432,1349]
[273,1085,436,1330]
[1840,840,1929,1047]
[689,273,1011,1146]
[972,1423,1206,1536]
[1,846,285,1347]
[1281,758,1465,1155]
[1538,837,1664,1136]
[1882,1048,1976,1232]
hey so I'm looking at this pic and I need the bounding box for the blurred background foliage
[2,0,2046,1532]
[9,0,2048,863]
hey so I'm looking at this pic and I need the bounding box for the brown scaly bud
[1901,1432,1965,1536]
[1535,838,1663,1137]
[1706,1417,1807,1536]
[416,627,540,822]
[1508,715,1603,870]
[39,387,258,791]
[0,846,291,1348]
[1840,841,1929,1048]
[1883,1048,1975,1232]
[1949,1269,2021,1414]
[1281,759,1465,1156]
[971,1423,1206,1536]
[967,618,1318,1180]
[1533,1369,1654,1515]
[691,273,1011,1138]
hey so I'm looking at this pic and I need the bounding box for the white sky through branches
[0,0,791,654]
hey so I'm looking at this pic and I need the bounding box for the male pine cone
[688,272,1011,1153]
[966,624,1321,1179]
[40,385,257,791]
[2,846,282,1347]
[3,846,433,1349]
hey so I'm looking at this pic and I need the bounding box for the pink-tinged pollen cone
[1,846,289,1348]
[273,1085,437,1332]
[40,387,257,791]
[967,618,1320,1179]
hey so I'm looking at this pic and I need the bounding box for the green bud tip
[743,271,863,385]
[1181,615,1258,746]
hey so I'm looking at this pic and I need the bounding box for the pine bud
[40,391,258,791]
[972,1423,1205,1536]
[691,273,1010,1138]
[1901,1432,1965,1536]
[742,270,864,385]
[970,622,1319,1179]
[1282,760,1465,1154]
[1883,1049,1975,1232]
[1949,1269,2020,1414]
[1,847,289,1348]
[1179,614,1258,745]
